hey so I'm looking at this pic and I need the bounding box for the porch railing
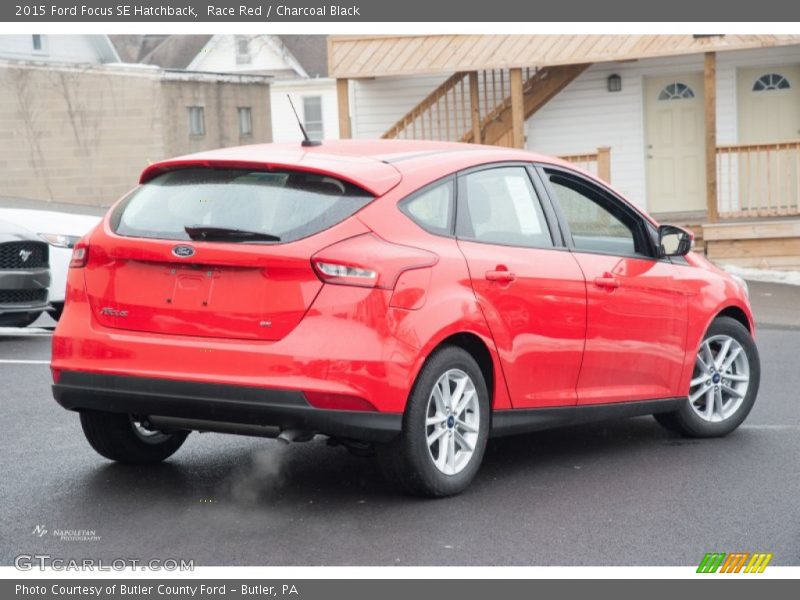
[559,147,611,183]
[716,140,800,218]
[382,68,537,142]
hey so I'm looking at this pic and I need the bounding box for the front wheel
[654,316,760,437]
[377,346,490,497]
[79,410,189,464]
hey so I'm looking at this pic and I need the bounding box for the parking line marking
[740,424,800,430]
[0,359,50,364]
[0,327,53,336]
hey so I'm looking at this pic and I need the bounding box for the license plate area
[167,266,219,309]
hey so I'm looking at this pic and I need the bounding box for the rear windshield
[111,168,374,243]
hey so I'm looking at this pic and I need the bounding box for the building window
[235,36,251,65]
[187,107,205,136]
[753,73,791,92]
[238,107,253,136]
[31,35,44,52]
[658,82,695,101]
[302,96,324,140]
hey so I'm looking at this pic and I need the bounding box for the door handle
[486,269,516,283]
[593,275,619,289]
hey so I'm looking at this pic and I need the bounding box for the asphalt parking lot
[1,281,799,567]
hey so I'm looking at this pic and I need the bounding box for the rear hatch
[84,166,386,341]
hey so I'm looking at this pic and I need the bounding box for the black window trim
[454,161,565,250]
[535,163,662,261]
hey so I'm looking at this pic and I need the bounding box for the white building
[333,35,800,220]
[199,34,338,143]
[0,34,119,63]
[113,34,339,144]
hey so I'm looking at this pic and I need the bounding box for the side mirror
[658,224,694,257]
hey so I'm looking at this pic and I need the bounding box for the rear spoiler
[139,158,402,197]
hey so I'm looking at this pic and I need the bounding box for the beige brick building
[0,60,271,207]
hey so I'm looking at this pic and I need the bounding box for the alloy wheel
[688,334,750,422]
[425,368,480,475]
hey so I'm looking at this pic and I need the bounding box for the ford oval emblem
[172,245,195,258]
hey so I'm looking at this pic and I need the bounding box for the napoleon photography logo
[31,525,47,538]
[31,525,100,542]
[697,552,773,573]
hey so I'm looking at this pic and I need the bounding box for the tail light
[312,233,437,289]
[69,241,89,268]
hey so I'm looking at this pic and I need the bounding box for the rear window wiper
[184,225,281,243]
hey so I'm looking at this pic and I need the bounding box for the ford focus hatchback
[52,140,760,497]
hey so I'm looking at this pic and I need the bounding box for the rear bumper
[53,371,402,443]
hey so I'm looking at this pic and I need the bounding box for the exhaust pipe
[147,415,281,439]
[277,429,315,444]
[146,416,315,444]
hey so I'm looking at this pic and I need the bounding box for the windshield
[111,168,374,243]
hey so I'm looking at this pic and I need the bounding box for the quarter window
[457,167,553,249]
[401,180,454,236]
[753,73,791,91]
[546,171,648,257]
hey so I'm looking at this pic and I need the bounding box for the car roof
[139,140,575,196]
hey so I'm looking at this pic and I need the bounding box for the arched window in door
[657,82,696,100]
[752,73,791,92]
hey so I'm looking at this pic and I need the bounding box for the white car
[0,208,100,321]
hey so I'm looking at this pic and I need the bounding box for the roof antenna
[287,94,321,147]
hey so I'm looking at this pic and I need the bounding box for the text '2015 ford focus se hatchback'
[52,140,760,497]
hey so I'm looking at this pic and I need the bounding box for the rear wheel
[654,316,760,437]
[0,311,42,328]
[79,410,189,464]
[377,346,489,497]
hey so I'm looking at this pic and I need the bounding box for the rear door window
[456,167,554,248]
[112,168,374,243]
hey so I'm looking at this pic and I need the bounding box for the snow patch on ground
[720,264,800,287]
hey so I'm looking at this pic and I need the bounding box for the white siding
[350,44,800,212]
[190,36,295,74]
[350,74,449,139]
[527,46,800,210]
[270,80,340,142]
[0,35,110,63]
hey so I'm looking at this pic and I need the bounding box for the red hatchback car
[52,140,760,496]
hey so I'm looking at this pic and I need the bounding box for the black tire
[0,311,42,328]
[377,345,490,497]
[79,410,189,464]
[652,411,683,433]
[653,316,760,437]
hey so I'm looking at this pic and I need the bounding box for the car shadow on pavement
[66,416,697,512]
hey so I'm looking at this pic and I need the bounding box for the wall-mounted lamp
[607,74,622,93]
